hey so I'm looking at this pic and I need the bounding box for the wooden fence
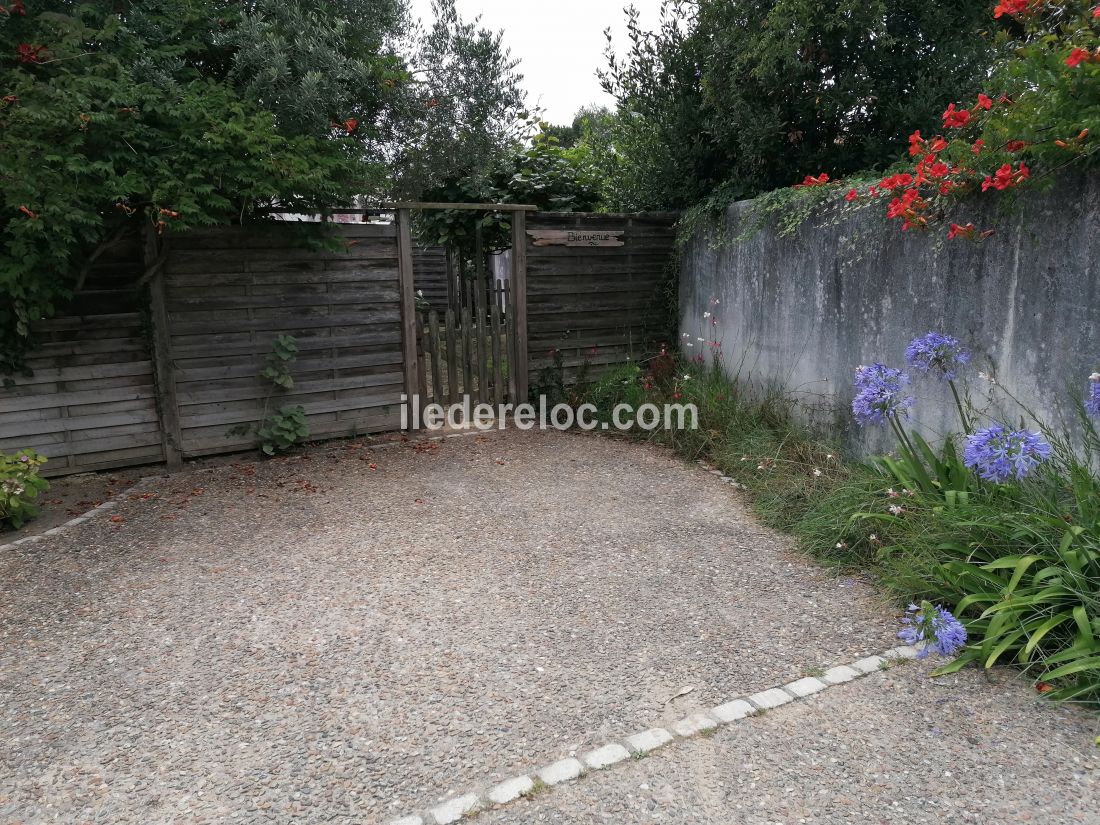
[0,236,166,474]
[526,212,679,385]
[159,225,406,460]
[417,280,514,409]
[2,211,679,476]
[412,244,451,309]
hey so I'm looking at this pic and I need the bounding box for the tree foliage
[784,1,1100,241]
[0,0,526,372]
[599,0,995,210]
[387,0,528,197]
[414,125,603,259]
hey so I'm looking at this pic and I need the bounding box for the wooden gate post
[510,208,529,402]
[396,208,420,425]
[144,226,184,470]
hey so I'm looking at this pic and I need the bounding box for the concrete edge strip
[388,644,923,825]
[2,473,163,550]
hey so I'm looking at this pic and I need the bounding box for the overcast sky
[407,0,666,124]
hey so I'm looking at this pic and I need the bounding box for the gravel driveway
[1,430,1094,823]
[482,658,1100,825]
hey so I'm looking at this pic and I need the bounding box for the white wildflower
[888,504,905,516]
[813,468,822,477]
[703,311,711,318]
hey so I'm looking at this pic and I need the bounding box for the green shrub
[257,406,310,457]
[0,449,49,529]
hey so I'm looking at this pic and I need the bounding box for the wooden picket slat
[460,306,473,400]
[474,271,488,404]
[428,310,443,406]
[445,307,459,406]
[491,285,504,406]
[416,313,429,410]
[505,280,517,402]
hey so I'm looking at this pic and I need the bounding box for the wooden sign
[527,228,625,247]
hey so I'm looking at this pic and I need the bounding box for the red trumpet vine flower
[793,172,830,188]
[942,104,971,129]
[16,43,47,64]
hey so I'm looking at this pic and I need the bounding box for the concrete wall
[680,175,1100,455]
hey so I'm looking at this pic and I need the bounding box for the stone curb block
[582,743,631,770]
[822,665,860,685]
[537,758,584,786]
[748,687,794,710]
[885,645,921,660]
[851,655,887,674]
[428,793,481,824]
[625,727,673,754]
[671,713,718,737]
[487,775,534,805]
[785,677,827,698]
[711,699,754,723]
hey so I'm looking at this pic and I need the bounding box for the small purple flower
[898,602,968,658]
[963,425,1052,483]
[852,363,914,426]
[1087,372,1100,418]
[905,332,971,381]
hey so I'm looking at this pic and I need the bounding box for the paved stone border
[1,473,164,550]
[386,644,922,825]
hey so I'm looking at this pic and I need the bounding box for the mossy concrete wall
[680,175,1100,455]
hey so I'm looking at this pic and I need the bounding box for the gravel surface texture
[483,658,1100,825]
[0,470,138,545]
[1,429,1071,824]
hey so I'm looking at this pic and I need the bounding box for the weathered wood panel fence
[0,236,166,474]
[159,225,407,459]
[526,212,679,384]
[2,211,680,476]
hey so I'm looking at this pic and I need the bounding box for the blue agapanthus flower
[852,364,914,426]
[1087,372,1100,418]
[898,602,968,658]
[963,425,1052,483]
[905,332,971,381]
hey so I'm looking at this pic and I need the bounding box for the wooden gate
[393,203,533,413]
[524,212,679,385]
